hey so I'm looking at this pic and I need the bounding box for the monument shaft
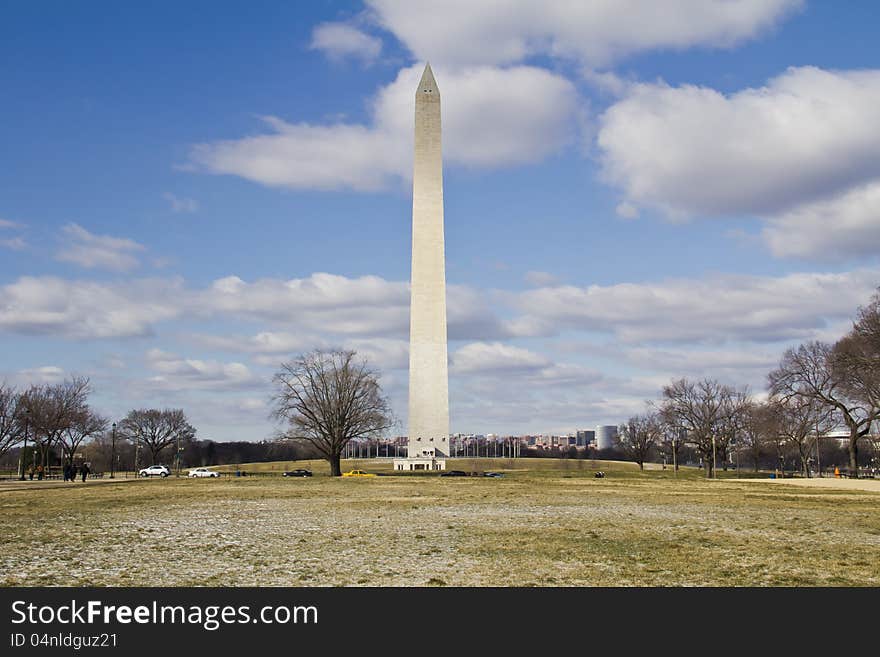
[408,64,449,458]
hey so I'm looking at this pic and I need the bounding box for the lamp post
[19,409,30,481]
[109,422,117,479]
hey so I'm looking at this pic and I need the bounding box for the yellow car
[342,469,376,478]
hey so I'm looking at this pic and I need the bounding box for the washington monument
[399,63,449,470]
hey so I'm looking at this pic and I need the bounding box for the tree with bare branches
[0,383,25,461]
[659,378,749,478]
[271,350,393,476]
[769,340,880,476]
[653,419,686,472]
[19,376,92,474]
[618,412,661,470]
[118,408,196,467]
[767,394,834,477]
[58,407,108,466]
[739,401,775,473]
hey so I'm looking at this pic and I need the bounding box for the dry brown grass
[1,459,878,587]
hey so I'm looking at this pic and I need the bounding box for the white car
[188,467,219,478]
[138,465,170,478]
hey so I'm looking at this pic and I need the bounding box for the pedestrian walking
[80,463,90,482]
[70,464,77,481]
[36,464,44,480]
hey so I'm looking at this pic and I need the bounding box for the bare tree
[716,388,751,470]
[20,376,92,474]
[654,419,685,472]
[739,401,774,473]
[768,394,834,477]
[119,409,196,466]
[659,378,748,478]
[769,341,880,476]
[271,350,393,476]
[0,383,25,461]
[618,412,661,470]
[58,407,108,466]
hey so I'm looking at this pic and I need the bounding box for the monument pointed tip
[417,62,439,96]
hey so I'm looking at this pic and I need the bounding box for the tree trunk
[849,437,859,478]
[704,459,713,478]
[638,461,644,471]
[329,452,342,477]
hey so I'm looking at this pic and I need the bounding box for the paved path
[0,476,144,493]
[739,477,880,493]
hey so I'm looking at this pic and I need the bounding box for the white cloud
[598,67,880,218]
[621,346,779,378]
[0,276,183,338]
[1,237,26,251]
[524,270,559,287]
[451,341,550,374]
[189,64,578,191]
[368,0,801,67]
[16,366,67,385]
[56,223,145,272]
[0,218,23,229]
[309,22,382,63]
[144,348,259,391]
[762,181,880,259]
[199,272,411,333]
[0,272,504,343]
[512,269,880,344]
[615,201,639,220]
[340,337,410,371]
[163,192,199,213]
[197,273,506,341]
[192,331,319,355]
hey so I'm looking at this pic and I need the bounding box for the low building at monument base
[393,457,446,471]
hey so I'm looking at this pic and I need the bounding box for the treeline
[0,379,323,473]
[78,437,321,472]
[0,377,106,476]
[0,381,206,475]
[615,289,880,478]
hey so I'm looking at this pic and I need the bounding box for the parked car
[138,465,170,478]
[187,467,219,478]
[282,469,313,477]
[440,470,468,477]
[483,471,504,478]
[342,469,376,477]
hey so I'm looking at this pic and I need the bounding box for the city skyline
[2,2,880,440]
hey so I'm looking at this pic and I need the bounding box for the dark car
[483,471,504,478]
[282,469,313,477]
[440,470,468,477]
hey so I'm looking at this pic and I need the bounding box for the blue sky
[2,1,879,441]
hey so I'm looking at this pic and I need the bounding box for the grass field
[1,458,878,587]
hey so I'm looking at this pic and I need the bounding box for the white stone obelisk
[403,63,449,469]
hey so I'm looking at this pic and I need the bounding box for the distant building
[595,425,618,450]
[576,430,595,447]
